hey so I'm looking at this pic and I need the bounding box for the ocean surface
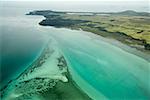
[0,4,48,87]
[0,1,150,99]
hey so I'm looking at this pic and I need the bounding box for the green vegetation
[64,15,150,44]
[28,10,150,52]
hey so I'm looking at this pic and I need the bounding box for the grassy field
[64,15,150,44]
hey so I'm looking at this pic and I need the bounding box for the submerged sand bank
[0,39,91,100]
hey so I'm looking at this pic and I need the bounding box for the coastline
[26,10,150,60]
[39,17,150,53]
[26,10,150,54]
[69,27,150,61]
[37,21,150,61]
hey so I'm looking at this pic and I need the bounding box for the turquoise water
[38,27,150,99]
[1,1,150,99]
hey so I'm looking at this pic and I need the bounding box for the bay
[0,1,150,99]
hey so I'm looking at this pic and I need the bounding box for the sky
[1,0,149,3]
[1,0,149,12]
[1,0,148,1]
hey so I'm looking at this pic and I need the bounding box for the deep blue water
[0,5,48,87]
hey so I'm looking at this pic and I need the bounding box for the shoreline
[39,18,150,53]
[27,10,150,52]
[69,27,150,61]
[27,10,150,61]
[38,23,150,61]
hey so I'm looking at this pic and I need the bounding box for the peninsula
[27,10,150,53]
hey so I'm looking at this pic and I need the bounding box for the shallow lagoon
[38,26,150,99]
